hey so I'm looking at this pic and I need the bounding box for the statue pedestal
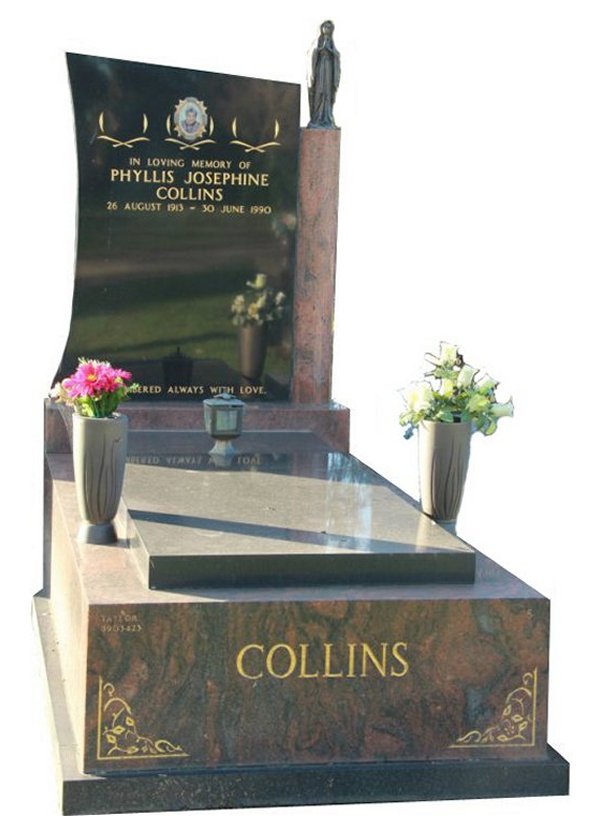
[38,427,569,814]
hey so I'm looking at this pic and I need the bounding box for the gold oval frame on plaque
[173,97,209,142]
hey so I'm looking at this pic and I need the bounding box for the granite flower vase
[72,413,128,544]
[238,322,267,381]
[418,420,472,526]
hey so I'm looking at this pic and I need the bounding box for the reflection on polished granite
[45,449,539,603]
[118,434,475,588]
[126,428,331,462]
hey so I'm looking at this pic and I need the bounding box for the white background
[1,1,597,829]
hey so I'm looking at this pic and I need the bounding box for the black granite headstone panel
[57,54,300,401]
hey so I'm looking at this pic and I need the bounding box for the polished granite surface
[124,450,471,557]
[114,435,475,586]
[46,427,547,598]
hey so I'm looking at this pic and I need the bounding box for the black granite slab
[121,451,476,587]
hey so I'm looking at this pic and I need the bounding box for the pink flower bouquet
[51,358,139,418]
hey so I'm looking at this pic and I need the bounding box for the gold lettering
[182,171,269,187]
[390,641,410,677]
[236,644,264,679]
[266,644,297,679]
[184,171,202,185]
[111,168,132,182]
[235,640,410,682]
[132,385,162,395]
[156,186,223,202]
[298,644,319,678]
[111,168,174,184]
[361,643,388,677]
[191,158,232,170]
[323,643,344,678]
[123,202,162,212]
[347,643,357,678]
[146,157,185,167]
[165,385,206,395]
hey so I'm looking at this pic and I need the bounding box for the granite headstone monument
[37,44,569,815]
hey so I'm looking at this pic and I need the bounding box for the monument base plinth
[38,429,569,813]
[35,595,568,815]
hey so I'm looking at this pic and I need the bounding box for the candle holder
[203,393,245,456]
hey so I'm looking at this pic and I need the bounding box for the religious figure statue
[308,20,341,129]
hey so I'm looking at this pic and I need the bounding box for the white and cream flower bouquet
[400,342,514,439]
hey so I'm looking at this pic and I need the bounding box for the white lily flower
[477,373,499,394]
[456,364,477,388]
[439,342,459,365]
[403,382,434,413]
[490,399,514,418]
[467,392,489,414]
[439,378,454,397]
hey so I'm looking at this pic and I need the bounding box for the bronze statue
[308,20,340,129]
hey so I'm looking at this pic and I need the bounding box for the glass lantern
[203,393,245,456]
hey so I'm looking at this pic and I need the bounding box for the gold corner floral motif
[96,677,189,761]
[229,117,281,153]
[449,669,538,748]
[96,112,151,149]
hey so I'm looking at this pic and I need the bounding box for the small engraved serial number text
[98,610,143,634]
[100,623,143,633]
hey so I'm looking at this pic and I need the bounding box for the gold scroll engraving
[96,112,151,149]
[96,677,189,761]
[449,669,538,748]
[229,117,281,153]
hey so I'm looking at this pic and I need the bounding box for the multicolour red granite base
[33,594,568,815]
[38,428,569,813]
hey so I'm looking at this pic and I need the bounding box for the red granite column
[291,128,341,404]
